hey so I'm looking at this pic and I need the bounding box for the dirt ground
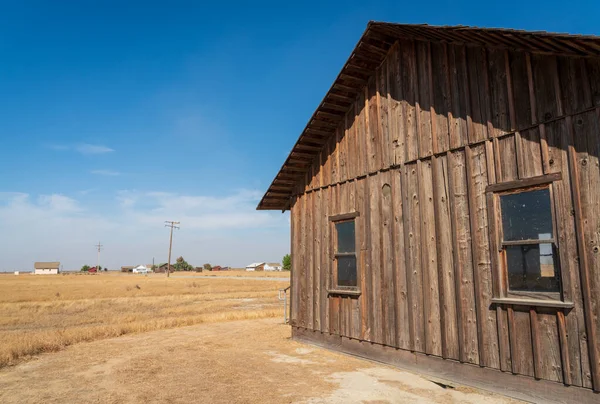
[0,318,521,404]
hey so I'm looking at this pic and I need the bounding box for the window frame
[328,212,361,296]
[487,173,569,304]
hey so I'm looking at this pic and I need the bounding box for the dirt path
[0,319,521,404]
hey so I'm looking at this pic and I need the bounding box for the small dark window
[500,188,553,241]
[505,244,560,292]
[334,220,357,288]
[336,221,355,253]
[499,187,561,295]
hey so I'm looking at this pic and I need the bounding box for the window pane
[500,188,553,241]
[336,221,355,253]
[337,255,357,287]
[506,243,560,292]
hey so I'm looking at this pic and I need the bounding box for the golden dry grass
[0,272,289,368]
[172,269,290,278]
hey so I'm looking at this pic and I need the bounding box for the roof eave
[257,21,600,211]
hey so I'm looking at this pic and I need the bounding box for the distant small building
[264,263,282,271]
[88,266,98,273]
[132,265,150,274]
[245,262,265,271]
[121,266,134,273]
[34,262,60,275]
[155,263,172,273]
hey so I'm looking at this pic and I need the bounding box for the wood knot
[549,158,554,166]
[593,246,599,254]
[382,183,392,198]
[544,112,553,121]
[577,118,584,125]
[582,158,588,166]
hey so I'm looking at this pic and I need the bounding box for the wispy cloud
[91,169,120,176]
[77,189,96,196]
[46,143,115,154]
[37,194,83,212]
[118,189,282,231]
[75,143,114,154]
[0,189,289,271]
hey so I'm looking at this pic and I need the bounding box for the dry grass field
[0,271,521,403]
[171,269,290,278]
[0,272,289,368]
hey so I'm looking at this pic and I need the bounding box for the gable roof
[266,262,282,267]
[34,262,60,269]
[246,262,265,268]
[257,22,600,211]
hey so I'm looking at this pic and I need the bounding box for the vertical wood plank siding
[290,39,600,392]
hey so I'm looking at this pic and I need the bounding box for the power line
[164,221,180,278]
[95,241,103,272]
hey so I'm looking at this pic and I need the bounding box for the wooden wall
[290,38,600,391]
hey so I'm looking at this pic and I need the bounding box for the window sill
[328,289,361,297]
[491,297,574,309]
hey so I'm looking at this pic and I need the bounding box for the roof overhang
[257,21,600,211]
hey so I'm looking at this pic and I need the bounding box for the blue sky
[0,1,598,270]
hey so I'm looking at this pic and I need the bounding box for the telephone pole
[164,221,180,278]
[95,241,103,271]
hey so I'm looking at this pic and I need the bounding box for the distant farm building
[212,266,229,271]
[88,266,98,273]
[121,266,134,272]
[34,262,60,275]
[264,263,282,271]
[132,265,150,274]
[245,262,265,271]
[155,263,172,273]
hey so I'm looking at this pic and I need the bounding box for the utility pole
[164,221,180,278]
[95,241,103,271]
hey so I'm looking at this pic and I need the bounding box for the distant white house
[264,262,282,271]
[34,262,60,275]
[132,265,150,274]
[245,262,265,271]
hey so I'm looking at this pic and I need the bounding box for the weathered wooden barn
[258,23,600,403]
